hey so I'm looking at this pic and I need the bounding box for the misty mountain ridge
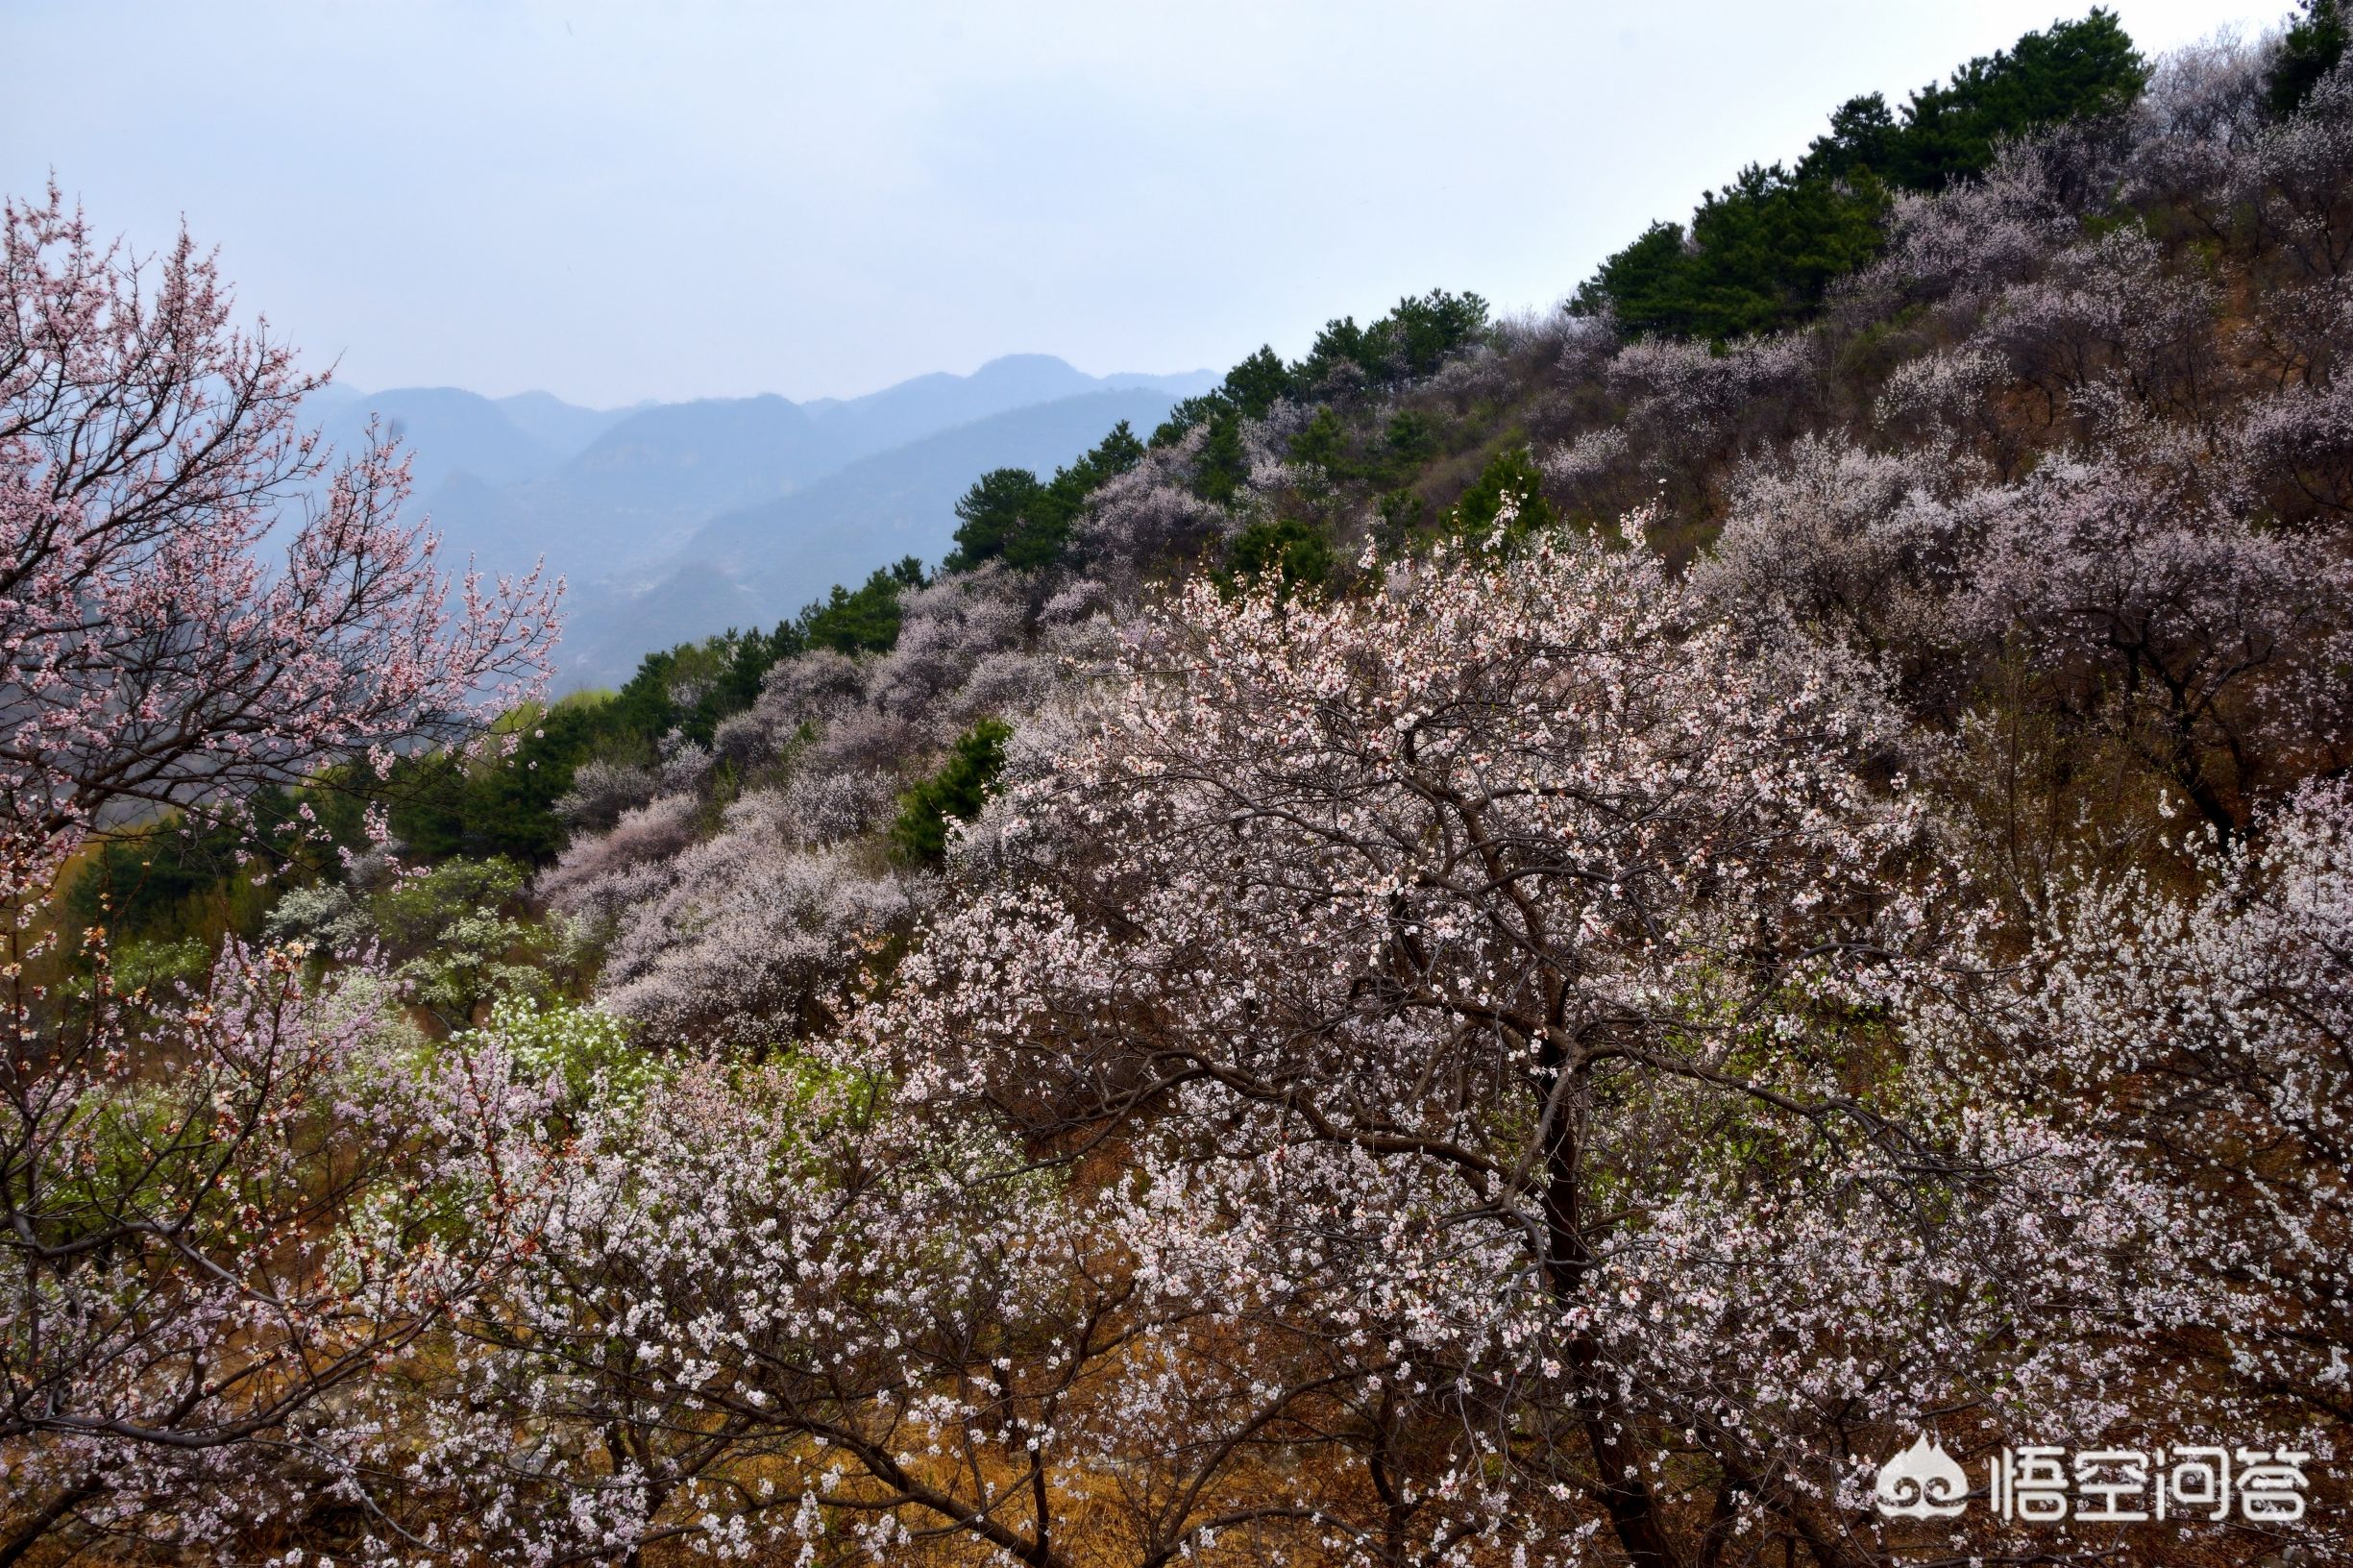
[308,356,1215,687]
[557,387,1187,685]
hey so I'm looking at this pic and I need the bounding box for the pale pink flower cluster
[1,189,566,1559]
[0,185,558,879]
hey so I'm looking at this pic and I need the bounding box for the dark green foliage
[1383,410,1438,473]
[1298,316,1369,388]
[1223,517,1335,600]
[601,619,805,758]
[1800,94,1901,184]
[70,813,263,943]
[890,719,1014,866]
[1151,392,1226,449]
[85,613,810,915]
[1302,291,1493,384]
[1087,419,1147,475]
[66,784,371,951]
[1190,408,1249,504]
[1686,166,1888,336]
[1578,170,1889,340]
[1572,223,1689,330]
[603,657,683,753]
[687,623,806,744]
[800,557,926,654]
[944,422,1147,572]
[1016,420,1145,568]
[2268,0,2348,116]
[387,698,622,864]
[1374,488,1428,554]
[376,611,809,870]
[944,468,1046,572]
[1150,346,1304,452]
[1453,445,1556,541]
[1287,405,1352,478]
[1158,294,1491,448]
[1221,346,1297,419]
[1376,289,1491,378]
[1576,11,2146,339]
[1887,9,2145,190]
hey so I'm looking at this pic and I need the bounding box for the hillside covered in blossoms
[6,6,2353,1566]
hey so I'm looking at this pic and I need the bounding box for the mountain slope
[493,390,638,455]
[513,394,835,569]
[802,354,1103,457]
[699,387,1181,603]
[318,386,561,494]
[553,387,1178,685]
[353,358,1212,589]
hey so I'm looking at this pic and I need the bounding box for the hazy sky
[3,1,2278,406]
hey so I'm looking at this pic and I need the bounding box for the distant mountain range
[306,355,1214,688]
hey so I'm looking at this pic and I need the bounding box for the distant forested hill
[307,356,1213,681]
[548,388,1183,685]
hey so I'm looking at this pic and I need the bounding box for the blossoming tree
[855,535,2199,1567]
[0,188,562,1561]
[0,186,556,873]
